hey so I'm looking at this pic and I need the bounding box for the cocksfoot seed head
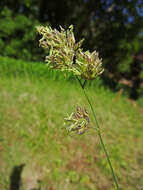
[75,50,104,80]
[36,25,104,80]
[64,107,90,135]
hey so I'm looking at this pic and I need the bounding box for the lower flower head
[64,107,90,135]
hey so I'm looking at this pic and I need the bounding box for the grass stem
[76,76,120,190]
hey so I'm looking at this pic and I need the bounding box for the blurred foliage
[0,66,143,189]
[0,7,44,61]
[0,0,143,98]
[0,56,104,89]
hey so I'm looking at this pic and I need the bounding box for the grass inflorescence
[36,25,120,189]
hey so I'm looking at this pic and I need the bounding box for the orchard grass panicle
[36,25,104,80]
[64,107,90,135]
[36,25,83,73]
[36,25,120,190]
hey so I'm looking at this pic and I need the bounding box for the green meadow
[0,56,143,190]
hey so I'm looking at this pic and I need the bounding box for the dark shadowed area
[9,164,25,190]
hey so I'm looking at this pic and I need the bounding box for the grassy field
[0,57,143,190]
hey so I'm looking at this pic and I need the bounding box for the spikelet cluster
[36,25,104,80]
[64,107,90,135]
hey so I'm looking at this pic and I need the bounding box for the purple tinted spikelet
[36,25,104,80]
[64,107,90,135]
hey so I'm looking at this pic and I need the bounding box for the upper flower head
[75,50,104,80]
[36,25,104,80]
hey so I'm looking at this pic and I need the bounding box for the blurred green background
[0,1,143,190]
[0,0,143,100]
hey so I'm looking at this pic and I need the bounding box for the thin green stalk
[76,76,120,190]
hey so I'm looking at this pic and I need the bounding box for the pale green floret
[36,25,104,80]
[64,107,90,135]
[75,50,104,80]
